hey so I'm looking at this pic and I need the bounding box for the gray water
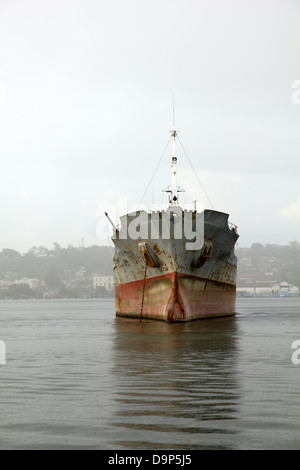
[0,298,299,450]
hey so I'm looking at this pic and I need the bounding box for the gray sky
[0,0,299,252]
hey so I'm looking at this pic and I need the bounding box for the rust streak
[166,272,185,322]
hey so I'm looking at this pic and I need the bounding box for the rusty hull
[112,209,238,322]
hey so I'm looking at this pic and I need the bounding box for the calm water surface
[0,298,299,450]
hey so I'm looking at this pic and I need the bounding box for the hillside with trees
[0,244,112,280]
[0,244,113,299]
[236,241,300,289]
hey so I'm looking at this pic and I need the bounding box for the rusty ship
[107,123,239,322]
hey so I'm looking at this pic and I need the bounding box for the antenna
[162,94,185,206]
[172,92,176,129]
[170,93,178,206]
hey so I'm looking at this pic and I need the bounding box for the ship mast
[170,95,178,206]
[162,95,184,206]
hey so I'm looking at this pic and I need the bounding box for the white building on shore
[237,281,299,297]
[14,278,40,289]
[93,275,114,290]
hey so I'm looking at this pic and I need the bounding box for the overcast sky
[0,0,299,252]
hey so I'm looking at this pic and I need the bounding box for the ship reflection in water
[111,316,240,450]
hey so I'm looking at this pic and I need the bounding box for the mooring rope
[140,260,148,322]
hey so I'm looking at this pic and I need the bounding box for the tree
[0,249,21,260]
[44,266,62,288]
[0,283,41,299]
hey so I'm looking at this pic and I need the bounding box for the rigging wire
[177,135,214,210]
[138,135,172,209]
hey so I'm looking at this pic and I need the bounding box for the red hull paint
[115,272,236,322]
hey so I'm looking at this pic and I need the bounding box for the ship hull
[112,208,238,322]
[115,272,236,322]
